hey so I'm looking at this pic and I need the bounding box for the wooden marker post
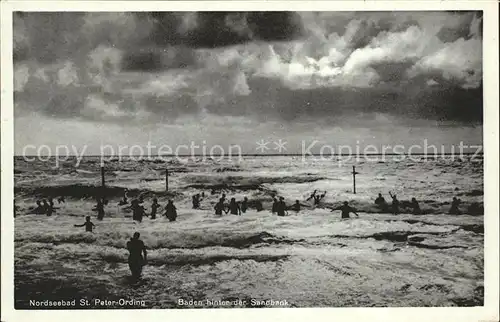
[101,166,105,188]
[352,166,359,194]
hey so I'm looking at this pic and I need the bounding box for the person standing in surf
[127,232,147,281]
[331,201,359,219]
[271,197,279,214]
[228,198,241,215]
[164,200,177,222]
[30,200,45,214]
[290,200,302,212]
[449,197,462,215]
[241,197,248,214]
[255,200,264,212]
[150,198,160,220]
[411,197,421,215]
[118,190,128,206]
[375,193,388,212]
[389,192,399,215]
[214,198,226,216]
[74,216,96,232]
[277,197,288,216]
[131,199,146,222]
[93,198,105,220]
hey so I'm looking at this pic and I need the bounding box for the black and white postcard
[1,1,498,322]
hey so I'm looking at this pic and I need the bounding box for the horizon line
[14,152,484,157]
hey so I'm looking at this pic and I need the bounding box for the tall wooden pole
[101,166,105,188]
[165,169,169,192]
[352,166,357,194]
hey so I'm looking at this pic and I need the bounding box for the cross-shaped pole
[352,165,359,194]
[101,166,105,188]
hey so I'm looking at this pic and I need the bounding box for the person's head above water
[85,216,91,221]
[279,197,284,201]
[343,201,348,206]
[133,232,140,239]
[36,200,42,205]
[295,200,299,203]
[244,197,248,201]
[231,197,236,202]
[378,193,382,197]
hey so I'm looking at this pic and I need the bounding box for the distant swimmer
[331,201,359,219]
[46,198,56,216]
[271,197,279,214]
[449,197,462,215]
[127,232,147,281]
[314,191,327,205]
[228,198,241,216]
[290,200,301,212]
[374,193,387,210]
[93,198,105,220]
[467,202,483,216]
[57,196,66,204]
[131,199,146,222]
[411,198,421,215]
[31,200,45,214]
[118,190,128,206]
[138,195,145,204]
[42,199,50,214]
[306,190,318,202]
[241,197,248,214]
[389,192,399,215]
[221,193,227,203]
[150,198,160,219]
[74,216,96,232]
[214,198,226,216]
[290,200,308,212]
[164,200,177,222]
[192,194,202,209]
[277,197,288,217]
[255,200,264,212]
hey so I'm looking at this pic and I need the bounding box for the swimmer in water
[74,216,96,232]
[331,201,359,219]
[127,232,147,281]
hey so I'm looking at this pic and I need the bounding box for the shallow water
[14,156,484,308]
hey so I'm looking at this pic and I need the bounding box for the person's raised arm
[74,223,84,227]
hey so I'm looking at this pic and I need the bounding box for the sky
[13,11,483,155]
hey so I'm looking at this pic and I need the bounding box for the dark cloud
[201,75,483,125]
[146,12,304,48]
[121,47,197,71]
